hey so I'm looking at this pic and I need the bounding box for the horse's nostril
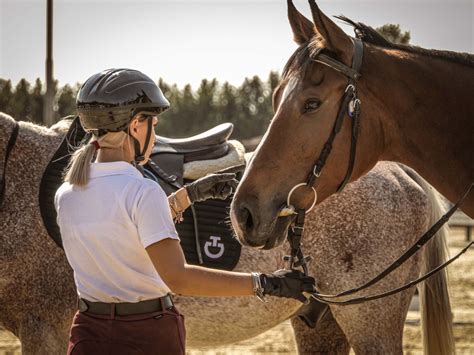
[244,207,254,232]
[236,204,255,234]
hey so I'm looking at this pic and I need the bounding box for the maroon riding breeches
[67,307,186,355]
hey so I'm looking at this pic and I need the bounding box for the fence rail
[449,210,473,241]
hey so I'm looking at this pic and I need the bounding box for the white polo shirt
[54,161,180,303]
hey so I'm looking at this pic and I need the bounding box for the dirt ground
[1,229,472,354]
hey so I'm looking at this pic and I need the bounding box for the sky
[0,0,472,88]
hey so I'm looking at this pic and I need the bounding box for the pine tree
[375,24,410,44]
[156,80,181,136]
[11,79,32,121]
[216,81,239,137]
[0,79,13,115]
[31,78,43,124]
[57,84,77,118]
[193,78,218,134]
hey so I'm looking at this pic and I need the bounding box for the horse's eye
[303,99,321,113]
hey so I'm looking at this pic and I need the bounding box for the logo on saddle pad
[204,236,225,259]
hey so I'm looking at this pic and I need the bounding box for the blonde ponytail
[64,131,129,186]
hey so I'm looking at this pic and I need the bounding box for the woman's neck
[96,148,133,164]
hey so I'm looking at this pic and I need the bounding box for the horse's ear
[308,0,352,61]
[287,0,315,45]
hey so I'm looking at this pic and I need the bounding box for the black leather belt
[78,294,174,316]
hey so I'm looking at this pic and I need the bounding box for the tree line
[0,24,409,140]
[0,73,279,140]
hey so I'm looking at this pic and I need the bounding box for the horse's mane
[336,15,474,68]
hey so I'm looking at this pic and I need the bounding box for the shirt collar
[89,161,143,179]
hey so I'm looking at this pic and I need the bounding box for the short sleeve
[134,185,180,248]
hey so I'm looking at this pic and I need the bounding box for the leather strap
[313,240,473,305]
[0,120,20,208]
[313,183,473,301]
[314,54,361,81]
[78,294,174,316]
[131,116,154,164]
[337,96,361,192]
[306,38,364,191]
[146,159,182,190]
[307,86,356,186]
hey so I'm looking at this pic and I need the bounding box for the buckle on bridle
[349,98,361,118]
[312,165,322,178]
[345,84,356,94]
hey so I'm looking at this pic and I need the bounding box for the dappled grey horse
[1,112,452,354]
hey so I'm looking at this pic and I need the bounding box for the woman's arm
[146,238,254,297]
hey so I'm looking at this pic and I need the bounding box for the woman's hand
[185,173,239,203]
[260,269,316,303]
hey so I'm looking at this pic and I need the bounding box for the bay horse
[1,111,453,354]
[231,0,474,253]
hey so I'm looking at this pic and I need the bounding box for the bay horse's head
[231,1,384,249]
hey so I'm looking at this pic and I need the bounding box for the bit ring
[286,183,318,214]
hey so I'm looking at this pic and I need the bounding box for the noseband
[0,120,20,209]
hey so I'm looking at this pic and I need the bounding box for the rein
[0,120,20,209]
[282,36,473,305]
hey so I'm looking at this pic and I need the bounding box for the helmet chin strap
[129,118,154,166]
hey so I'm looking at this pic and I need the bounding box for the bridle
[282,37,364,276]
[0,120,20,209]
[284,38,364,219]
[281,36,473,305]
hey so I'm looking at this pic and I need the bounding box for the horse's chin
[236,215,291,250]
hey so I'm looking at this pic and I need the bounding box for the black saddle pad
[39,116,241,271]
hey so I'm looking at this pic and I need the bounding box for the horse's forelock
[282,43,310,79]
[282,36,332,83]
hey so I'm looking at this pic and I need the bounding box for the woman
[55,68,315,355]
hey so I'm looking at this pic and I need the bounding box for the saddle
[40,116,243,271]
[153,123,233,158]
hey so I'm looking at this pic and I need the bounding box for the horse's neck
[363,46,474,208]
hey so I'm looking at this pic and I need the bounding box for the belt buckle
[78,298,89,312]
[165,294,174,310]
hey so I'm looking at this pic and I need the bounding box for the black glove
[260,269,316,303]
[185,173,239,203]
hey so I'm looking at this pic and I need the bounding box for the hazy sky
[1,0,472,88]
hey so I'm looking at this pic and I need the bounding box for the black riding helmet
[76,68,170,165]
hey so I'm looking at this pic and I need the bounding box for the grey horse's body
[1,113,452,354]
